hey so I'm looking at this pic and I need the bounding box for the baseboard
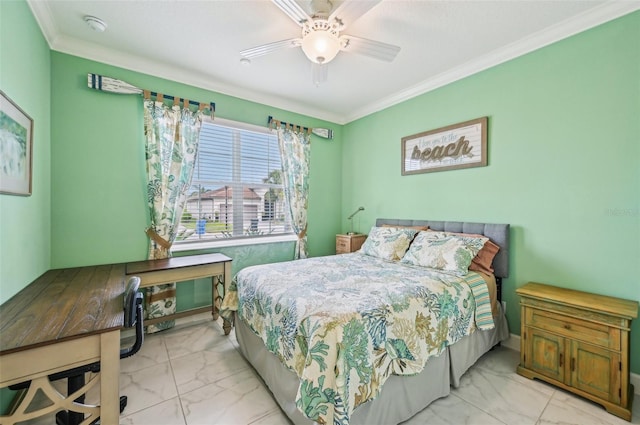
[504,333,639,396]
[502,333,520,352]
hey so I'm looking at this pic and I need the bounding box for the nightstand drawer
[336,234,367,254]
[336,238,350,252]
[526,307,619,350]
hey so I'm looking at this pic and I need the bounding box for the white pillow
[401,231,488,275]
[360,226,419,261]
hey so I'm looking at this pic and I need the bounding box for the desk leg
[222,318,232,335]
[222,261,232,335]
[212,275,220,321]
[100,331,120,424]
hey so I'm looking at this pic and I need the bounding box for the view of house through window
[176,118,292,243]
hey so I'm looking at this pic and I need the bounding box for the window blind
[177,119,291,243]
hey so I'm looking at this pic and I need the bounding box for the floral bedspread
[221,253,494,425]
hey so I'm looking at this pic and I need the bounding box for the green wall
[49,52,343,309]
[50,52,342,267]
[0,0,52,413]
[342,12,640,373]
[0,0,51,303]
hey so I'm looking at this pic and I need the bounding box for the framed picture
[401,117,487,175]
[1,91,33,196]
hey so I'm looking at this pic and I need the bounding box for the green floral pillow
[360,226,419,261]
[400,231,488,276]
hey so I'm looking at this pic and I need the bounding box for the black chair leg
[70,374,86,425]
[55,411,70,425]
[55,374,128,425]
[55,374,92,425]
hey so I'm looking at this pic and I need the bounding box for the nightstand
[516,282,638,421]
[336,234,367,254]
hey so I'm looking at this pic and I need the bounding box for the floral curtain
[143,98,202,332]
[276,125,311,259]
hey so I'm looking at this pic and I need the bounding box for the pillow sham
[401,231,488,276]
[360,226,419,261]
[428,230,500,275]
[469,239,499,274]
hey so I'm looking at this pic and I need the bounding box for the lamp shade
[301,29,340,64]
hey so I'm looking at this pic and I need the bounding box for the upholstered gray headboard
[375,219,510,279]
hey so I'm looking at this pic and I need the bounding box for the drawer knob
[564,324,571,330]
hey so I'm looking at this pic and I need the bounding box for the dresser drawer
[526,307,619,350]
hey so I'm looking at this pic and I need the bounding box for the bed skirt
[234,306,509,425]
[450,303,510,387]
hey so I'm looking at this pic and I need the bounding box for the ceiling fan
[240,0,401,85]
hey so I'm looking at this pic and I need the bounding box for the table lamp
[347,207,365,235]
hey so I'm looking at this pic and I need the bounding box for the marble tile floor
[20,314,640,425]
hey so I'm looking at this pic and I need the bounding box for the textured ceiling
[28,0,638,124]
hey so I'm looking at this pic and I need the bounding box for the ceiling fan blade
[328,0,382,29]
[240,38,301,59]
[340,35,400,62]
[272,0,312,26]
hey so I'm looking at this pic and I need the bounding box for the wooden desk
[0,264,125,424]
[126,253,233,335]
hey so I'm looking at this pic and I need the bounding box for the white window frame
[172,117,295,252]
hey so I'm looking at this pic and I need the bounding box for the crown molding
[27,0,58,47]
[344,1,640,123]
[46,33,344,124]
[28,1,639,126]
[26,0,343,124]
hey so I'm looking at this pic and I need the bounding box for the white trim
[632,372,640,396]
[505,333,639,396]
[171,233,297,253]
[345,2,640,123]
[502,333,521,352]
[207,116,273,135]
[31,29,344,124]
[26,0,58,47]
[27,2,639,125]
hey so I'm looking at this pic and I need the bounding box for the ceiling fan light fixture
[301,28,340,64]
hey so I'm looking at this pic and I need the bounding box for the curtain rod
[88,73,215,114]
[268,116,310,133]
[268,116,334,139]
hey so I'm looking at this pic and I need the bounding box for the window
[176,118,291,244]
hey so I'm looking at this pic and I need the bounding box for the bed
[222,219,510,425]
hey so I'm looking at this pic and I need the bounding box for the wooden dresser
[336,233,367,254]
[516,282,638,421]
